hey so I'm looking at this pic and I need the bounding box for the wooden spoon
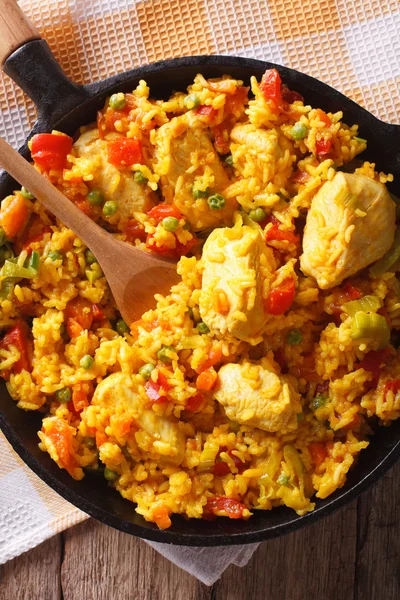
[0,136,181,325]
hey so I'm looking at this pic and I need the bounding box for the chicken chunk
[230,123,295,185]
[72,129,156,225]
[199,225,276,340]
[300,172,395,289]
[91,372,186,465]
[214,361,301,433]
[152,114,235,230]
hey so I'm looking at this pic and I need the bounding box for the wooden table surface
[1,461,399,600]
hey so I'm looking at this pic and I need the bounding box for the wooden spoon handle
[0,136,111,256]
[0,0,40,65]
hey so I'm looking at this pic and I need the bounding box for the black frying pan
[0,2,399,547]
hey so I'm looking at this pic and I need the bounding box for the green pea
[116,319,129,335]
[55,387,72,404]
[290,122,308,141]
[196,321,210,334]
[277,472,290,486]
[104,467,119,482]
[287,329,303,345]
[225,155,233,167]
[139,363,155,380]
[109,93,126,110]
[162,216,179,232]
[134,171,148,184]
[157,345,175,363]
[184,93,201,109]
[103,201,118,216]
[87,189,105,206]
[249,207,267,222]
[80,355,94,369]
[49,250,63,262]
[192,187,210,200]
[20,187,34,200]
[0,227,7,247]
[207,193,226,210]
[310,394,328,411]
[85,249,97,265]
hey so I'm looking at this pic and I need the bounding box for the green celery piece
[0,277,17,299]
[343,295,381,317]
[370,228,400,277]
[350,311,390,349]
[2,260,37,279]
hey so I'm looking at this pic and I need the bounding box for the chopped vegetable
[157,345,175,363]
[196,321,210,334]
[27,250,40,271]
[20,187,34,200]
[0,194,28,239]
[287,329,303,345]
[290,122,308,141]
[147,204,182,221]
[198,445,219,471]
[310,394,328,411]
[266,278,295,315]
[370,228,400,277]
[85,249,97,265]
[104,467,119,482]
[80,355,94,370]
[277,472,290,486]
[225,155,233,167]
[383,379,400,402]
[109,93,126,110]
[87,189,105,206]
[31,133,72,171]
[205,496,248,519]
[116,319,129,335]
[2,260,37,279]
[184,93,200,109]
[139,363,155,380]
[0,278,16,299]
[249,207,266,222]
[185,392,204,412]
[133,171,148,184]
[103,201,118,216]
[0,323,31,373]
[194,105,217,121]
[315,137,332,156]
[350,311,390,349]
[265,223,300,246]
[55,387,72,404]
[308,442,328,466]
[162,216,179,232]
[315,109,331,126]
[259,68,282,102]
[192,187,210,199]
[196,367,218,391]
[354,136,367,144]
[343,295,381,317]
[207,194,226,210]
[107,137,143,166]
[49,250,63,262]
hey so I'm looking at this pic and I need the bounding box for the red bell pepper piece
[205,496,248,519]
[315,137,332,156]
[147,204,182,222]
[383,379,400,401]
[107,138,143,166]
[31,133,72,171]
[281,84,304,104]
[124,219,147,242]
[0,323,31,374]
[308,442,328,467]
[259,69,282,102]
[358,347,393,386]
[0,195,29,239]
[195,105,217,121]
[185,392,204,413]
[266,278,295,315]
[265,223,300,246]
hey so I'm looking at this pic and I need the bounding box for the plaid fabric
[0,0,399,572]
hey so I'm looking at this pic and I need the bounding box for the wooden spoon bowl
[0,136,180,325]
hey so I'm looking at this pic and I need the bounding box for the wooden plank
[0,534,62,600]
[61,519,212,600]
[355,462,400,600]
[213,500,358,600]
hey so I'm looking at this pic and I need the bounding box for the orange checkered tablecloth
[0,0,399,581]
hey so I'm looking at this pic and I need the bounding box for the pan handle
[0,0,88,122]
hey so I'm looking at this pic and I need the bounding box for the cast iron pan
[0,2,399,546]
